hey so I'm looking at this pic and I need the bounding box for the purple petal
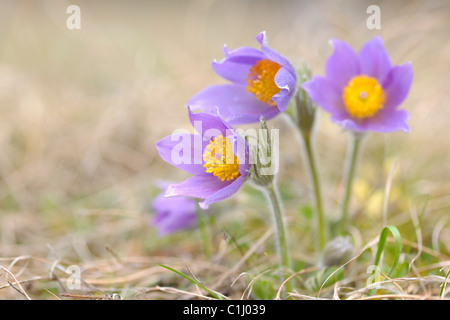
[188,108,250,173]
[272,67,297,112]
[326,39,360,87]
[330,109,410,133]
[212,45,265,84]
[187,84,279,124]
[256,31,296,77]
[187,105,231,138]
[156,133,208,175]
[152,194,197,235]
[199,175,246,209]
[165,175,234,199]
[362,109,410,133]
[358,36,392,83]
[382,62,413,111]
[303,75,347,117]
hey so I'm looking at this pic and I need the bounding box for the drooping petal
[212,45,265,84]
[199,175,246,209]
[358,36,392,83]
[326,39,360,87]
[187,84,278,124]
[165,175,234,199]
[382,62,413,111]
[272,67,297,112]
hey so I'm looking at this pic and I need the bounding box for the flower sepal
[248,117,275,187]
[289,62,317,137]
[319,236,354,267]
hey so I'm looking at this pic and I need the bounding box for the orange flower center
[203,135,241,181]
[246,59,281,106]
[343,75,386,119]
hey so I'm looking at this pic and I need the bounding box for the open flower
[156,108,250,209]
[152,191,198,236]
[187,31,297,124]
[303,36,413,132]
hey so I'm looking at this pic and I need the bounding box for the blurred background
[0,0,449,299]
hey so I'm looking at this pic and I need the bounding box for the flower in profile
[156,108,250,209]
[152,191,197,236]
[303,36,413,132]
[187,31,297,124]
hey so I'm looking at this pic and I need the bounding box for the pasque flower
[303,36,413,132]
[188,31,297,124]
[156,108,250,209]
[152,191,198,236]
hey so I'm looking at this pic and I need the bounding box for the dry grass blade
[275,266,318,300]
[0,265,31,300]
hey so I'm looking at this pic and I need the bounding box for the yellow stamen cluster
[203,135,241,182]
[246,59,281,106]
[343,75,386,119]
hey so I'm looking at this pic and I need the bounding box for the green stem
[292,86,326,251]
[340,133,363,235]
[301,131,326,251]
[265,183,292,294]
[196,210,211,260]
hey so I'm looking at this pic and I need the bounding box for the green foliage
[159,264,224,300]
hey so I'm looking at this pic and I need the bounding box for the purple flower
[156,108,250,209]
[187,31,297,125]
[303,36,413,133]
[152,191,197,236]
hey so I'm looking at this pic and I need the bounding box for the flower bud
[249,117,275,187]
[289,62,317,136]
[319,236,354,267]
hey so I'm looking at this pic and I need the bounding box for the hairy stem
[264,183,292,294]
[196,210,212,260]
[340,132,363,234]
[301,131,326,251]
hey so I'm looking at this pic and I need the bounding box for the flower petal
[187,84,278,124]
[199,175,246,209]
[382,62,413,110]
[272,67,297,112]
[212,45,265,84]
[362,109,410,133]
[326,39,360,87]
[330,109,410,133]
[358,36,392,83]
[165,175,234,199]
[255,31,296,77]
[303,75,347,117]
[152,194,197,235]
[156,133,208,175]
[187,105,231,137]
[187,108,250,173]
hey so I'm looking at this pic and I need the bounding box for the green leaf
[373,225,402,277]
[159,264,223,300]
[439,268,450,299]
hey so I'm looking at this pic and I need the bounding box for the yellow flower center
[343,75,386,119]
[203,135,241,181]
[246,59,281,106]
